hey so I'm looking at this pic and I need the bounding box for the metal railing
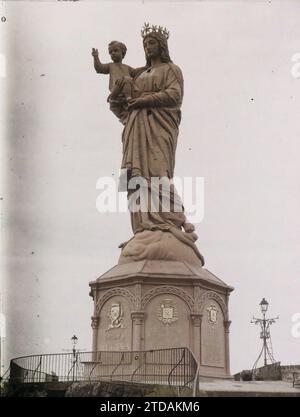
[9,347,199,396]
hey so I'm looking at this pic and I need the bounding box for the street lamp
[71,335,78,381]
[260,298,269,314]
[251,298,279,373]
[63,335,86,382]
[71,335,78,354]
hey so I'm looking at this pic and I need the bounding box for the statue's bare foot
[183,222,195,233]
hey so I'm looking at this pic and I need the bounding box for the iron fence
[9,347,199,396]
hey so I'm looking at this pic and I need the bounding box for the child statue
[92,41,143,124]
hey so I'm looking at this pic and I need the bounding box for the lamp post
[260,298,268,366]
[71,335,78,356]
[63,335,86,382]
[251,298,279,370]
[71,335,78,381]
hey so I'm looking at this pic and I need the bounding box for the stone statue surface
[90,28,232,377]
[92,24,204,266]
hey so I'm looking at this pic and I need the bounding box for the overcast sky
[1,0,300,375]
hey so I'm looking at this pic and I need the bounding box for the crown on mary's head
[141,23,170,41]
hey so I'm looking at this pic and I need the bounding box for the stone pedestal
[89,260,233,379]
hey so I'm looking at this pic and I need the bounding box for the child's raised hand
[92,48,99,57]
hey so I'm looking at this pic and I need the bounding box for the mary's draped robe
[118,62,204,265]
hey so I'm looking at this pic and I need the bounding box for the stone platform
[89,260,234,379]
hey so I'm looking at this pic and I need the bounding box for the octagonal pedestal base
[89,260,233,379]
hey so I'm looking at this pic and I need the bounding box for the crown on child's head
[141,23,170,41]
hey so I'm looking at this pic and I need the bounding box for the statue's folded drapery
[122,63,183,180]
[119,62,203,262]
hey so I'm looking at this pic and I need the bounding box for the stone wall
[254,362,282,381]
[281,365,300,382]
[65,381,191,397]
[235,363,300,382]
